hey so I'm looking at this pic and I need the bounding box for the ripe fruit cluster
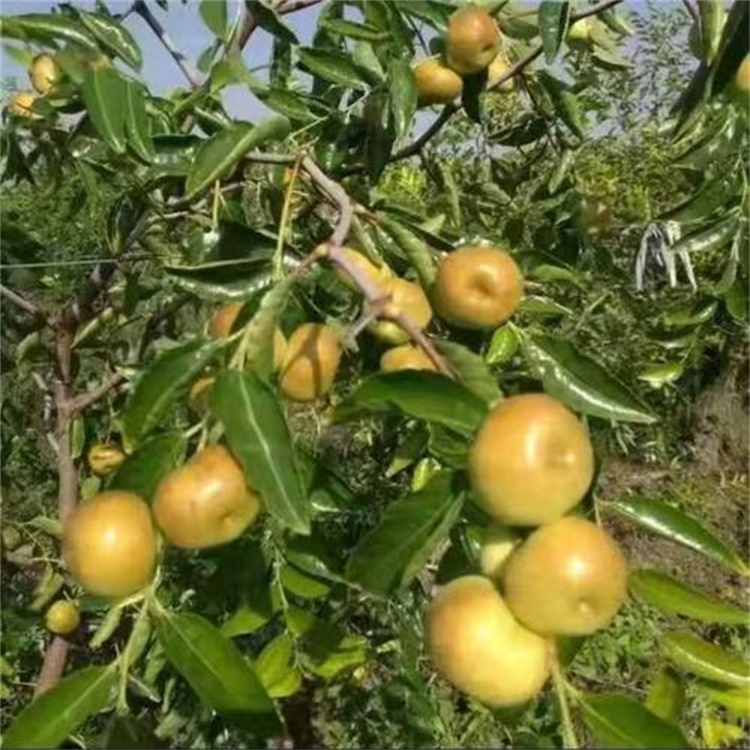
[427,394,628,707]
[8,54,60,119]
[412,5,514,107]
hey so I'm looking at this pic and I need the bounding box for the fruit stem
[551,652,579,749]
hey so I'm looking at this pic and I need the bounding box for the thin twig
[67,373,126,414]
[0,285,42,318]
[133,0,201,89]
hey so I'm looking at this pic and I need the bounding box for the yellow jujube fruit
[333,246,393,291]
[62,491,157,598]
[503,516,628,636]
[432,245,523,329]
[735,55,750,95]
[426,576,551,707]
[486,51,515,93]
[153,444,261,549]
[413,58,464,106]
[45,600,80,635]
[445,5,501,75]
[8,91,40,119]
[380,344,437,373]
[479,523,520,581]
[87,443,126,477]
[368,278,433,345]
[469,393,594,526]
[30,54,60,95]
[279,323,342,401]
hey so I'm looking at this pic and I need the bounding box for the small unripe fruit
[29,54,60,95]
[87,443,126,477]
[479,523,519,581]
[8,91,40,119]
[368,278,433,345]
[469,394,594,526]
[427,576,551,707]
[333,246,393,291]
[503,517,628,636]
[445,6,501,75]
[45,600,80,635]
[279,323,342,401]
[153,444,261,549]
[413,58,464,106]
[566,18,591,49]
[380,344,436,373]
[486,51,515,93]
[62,491,156,598]
[433,245,523,329]
[735,55,750,96]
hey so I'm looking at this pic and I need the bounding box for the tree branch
[133,0,201,89]
[67,373,126,414]
[238,0,325,49]
[0,284,42,318]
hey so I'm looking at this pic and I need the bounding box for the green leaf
[434,340,501,404]
[149,134,202,177]
[591,47,633,71]
[486,325,520,365]
[2,666,117,749]
[665,173,741,223]
[668,215,739,256]
[346,471,464,596]
[124,81,154,163]
[209,370,310,534]
[251,0,299,45]
[352,41,386,84]
[99,715,168,749]
[81,66,128,154]
[253,634,301,698]
[538,1,569,63]
[379,215,436,288]
[521,334,657,424]
[109,432,186,501]
[646,666,685,724]
[185,116,291,199]
[221,541,274,638]
[77,9,142,69]
[389,59,417,141]
[123,339,224,449]
[320,18,387,42]
[664,631,750,688]
[538,71,584,138]
[631,569,748,624]
[335,371,488,436]
[607,497,749,576]
[0,14,99,52]
[199,0,228,39]
[580,693,690,749]
[708,0,749,98]
[155,611,280,735]
[297,47,369,89]
[694,682,750,718]
[637,362,685,389]
[166,260,276,302]
[491,114,547,146]
[258,89,329,123]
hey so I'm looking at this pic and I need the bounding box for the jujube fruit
[380,344,436,373]
[367,277,433,345]
[445,6,501,75]
[45,600,80,635]
[87,443,126,477]
[279,323,342,401]
[153,444,261,549]
[210,303,287,369]
[469,393,594,526]
[30,54,60,95]
[333,246,393,291]
[413,58,464,106]
[62,491,156,598]
[735,55,750,95]
[479,523,520,581]
[432,245,523,329]
[486,51,515,93]
[426,576,551,707]
[503,516,628,636]
[8,92,39,119]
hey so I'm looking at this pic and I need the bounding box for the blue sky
[1,0,323,120]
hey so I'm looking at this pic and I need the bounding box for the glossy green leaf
[335,371,488,436]
[379,215,436,288]
[99,715,168,749]
[396,0,452,29]
[607,497,749,575]
[166,259,276,301]
[676,110,741,170]
[321,18,387,42]
[694,682,750,718]
[520,295,573,317]
[580,693,690,749]
[258,89,329,123]
[709,0,749,98]
[109,432,186,501]
[149,134,202,177]
[2,666,117,749]
[389,59,417,141]
[346,471,464,596]
[124,81,154,163]
[281,564,331,599]
[251,0,299,45]
[185,116,291,199]
[81,66,127,154]
[664,631,750,688]
[221,541,274,638]
[665,173,741,223]
[155,611,280,735]
[522,334,657,424]
[539,1,569,63]
[199,0,227,38]
[539,71,584,138]
[77,9,142,69]
[599,7,634,35]
[0,14,98,51]
[210,370,310,534]
[669,215,738,256]
[434,340,501,404]
[123,339,224,448]
[646,666,685,724]
[632,569,749,623]
[297,47,368,89]
[591,47,634,71]
[352,41,386,84]
[486,325,520,365]
[253,634,302,698]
